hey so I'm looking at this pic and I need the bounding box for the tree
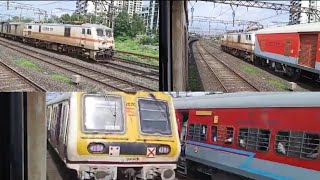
[47,15,59,23]
[114,11,131,37]
[59,14,71,23]
[130,13,145,37]
[21,17,33,23]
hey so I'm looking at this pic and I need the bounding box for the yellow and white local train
[0,22,115,61]
[46,92,180,180]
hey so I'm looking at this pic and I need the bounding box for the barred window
[275,131,319,160]
[188,124,207,141]
[212,126,217,142]
[212,126,234,144]
[238,128,270,152]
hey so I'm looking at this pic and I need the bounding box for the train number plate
[109,146,120,156]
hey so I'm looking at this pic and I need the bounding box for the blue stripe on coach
[186,140,293,180]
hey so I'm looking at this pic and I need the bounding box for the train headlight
[158,145,171,154]
[88,143,105,153]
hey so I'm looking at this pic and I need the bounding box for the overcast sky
[188,1,291,35]
[0,1,150,21]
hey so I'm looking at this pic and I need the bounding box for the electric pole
[94,0,97,24]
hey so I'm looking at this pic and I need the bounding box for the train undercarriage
[72,164,176,180]
[0,33,115,62]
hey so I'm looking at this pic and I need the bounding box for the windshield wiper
[103,94,117,130]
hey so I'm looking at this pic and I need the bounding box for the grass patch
[268,79,289,90]
[115,38,158,58]
[15,58,40,71]
[240,64,259,75]
[189,63,203,91]
[115,53,159,66]
[50,73,72,84]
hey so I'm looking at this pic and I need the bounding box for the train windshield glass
[105,29,112,37]
[138,99,171,135]
[83,95,124,133]
[96,29,104,37]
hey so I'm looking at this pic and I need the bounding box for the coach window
[238,128,270,152]
[238,34,241,43]
[225,127,234,144]
[87,29,91,35]
[275,131,319,160]
[28,25,32,29]
[212,126,217,142]
[200,124,207,141]
[188,124,207,141]
[188,124,195,139]
[248,35,251,40]
[82,28,85,34]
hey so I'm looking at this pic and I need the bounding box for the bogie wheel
[261,59,267,67]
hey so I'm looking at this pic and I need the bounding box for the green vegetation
[9,16,33,23]
[115,38,158,58]
[114,12,145,38]
[115,53,158,66]
[189,64,203,91]
[268,79,289,90]
[15,58,41,71]
[240,64,259,75]
[49,73,72,84]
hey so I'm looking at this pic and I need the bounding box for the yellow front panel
[76,92,180,159]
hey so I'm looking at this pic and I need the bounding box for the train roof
[46,93,72,105]
[173,92,320,109]
[225,31,256,35]
[8,22,112,29]
[256,22,320,34]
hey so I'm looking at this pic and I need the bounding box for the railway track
[113,57,159,70]
[0,59,46,91]
[0,38,156,91]
[117,50,158,61]
[101,59,159,81]
[196,42,259,92]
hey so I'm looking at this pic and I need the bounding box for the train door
[46,106,52,139]
[50,105,57,144]
[298,34,318,68]
[80,28,86,47]
[14,24,17,34]
[58,102,69,159]
[64,27,71,37]
[55,104,62,146]
[39,25,41,33]
[180,111,189,157]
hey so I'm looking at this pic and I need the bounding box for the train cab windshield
[96,28,113,37]
[83,95,123,133]
[138,99,172,135]
[105,29,113,37]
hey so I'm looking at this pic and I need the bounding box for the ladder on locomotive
[177,156,187,175]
